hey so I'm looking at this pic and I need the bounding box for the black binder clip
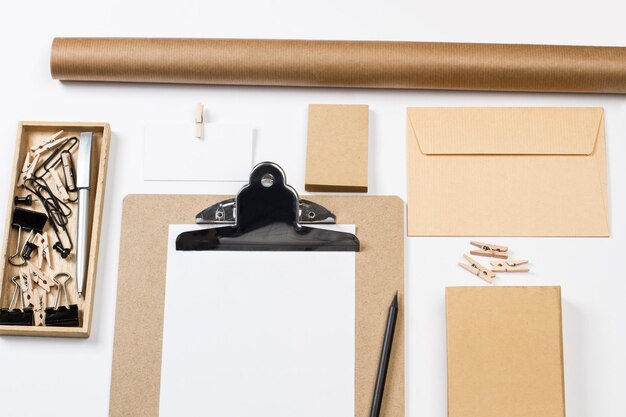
[176,162,360,251]
[8,208,48,267]
[0,276,34,326]
[44,273,79,327]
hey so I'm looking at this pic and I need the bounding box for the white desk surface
[1,1,625,416]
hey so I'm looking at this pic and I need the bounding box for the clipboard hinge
[195,198,337,225]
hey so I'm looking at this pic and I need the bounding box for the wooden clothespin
[459,254,496,284]
[195,103,204,139]
[47,168,70,202]
[17,152,40,187]
[30,130,64,152]
[32,133,70,157]
[61,151,76,191]
[35,232,52,269]
[18,267,34,308]
[32,287,47,326]
[27,261,54,293]
[490,260,529,272]
[470,241,509,259]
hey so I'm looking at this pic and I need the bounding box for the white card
[143,123,253,181]
[159,224,356,417]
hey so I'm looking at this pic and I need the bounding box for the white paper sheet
[159,224,356,417]
[143,123,253,181]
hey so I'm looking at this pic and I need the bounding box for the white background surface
[144,123,253,181]
[0,1,625,416]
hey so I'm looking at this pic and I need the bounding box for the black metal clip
[44,273,79,327]
[176,162,360,252]
[196,197,336,225]
[8,208,48,267]
[0,276,34,326]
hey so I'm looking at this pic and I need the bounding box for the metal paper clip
[33,136,78,180]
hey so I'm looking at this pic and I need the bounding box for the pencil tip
[392,291,398,307]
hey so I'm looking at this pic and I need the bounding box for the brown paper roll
[51,38,626,93]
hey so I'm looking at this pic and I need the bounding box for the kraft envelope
[407,107,609,236]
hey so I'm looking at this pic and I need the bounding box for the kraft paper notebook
[305,104,369,192]
[407,107,609,236]
[446,286,565,417]
[109,195,404,417]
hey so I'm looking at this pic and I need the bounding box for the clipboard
[109,193,404,417]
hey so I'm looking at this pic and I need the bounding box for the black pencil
[369,291,399,417]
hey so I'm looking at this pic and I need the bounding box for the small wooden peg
[61,151,76,191]
[33,135,70,157]
[48,168,70,202]
[35,232,52,269]
[17,152,40,187]
[33,287,47,326]
[470,240,509,259]
[490,260,530,272]
[459,254,496,284]
[19,268,34,308]
[195,103,204,138]
[28,261,54,293]
[30,130,64,152]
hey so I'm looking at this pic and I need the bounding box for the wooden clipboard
[109,194,404,417]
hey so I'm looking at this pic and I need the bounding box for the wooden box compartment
[0,122,110,337]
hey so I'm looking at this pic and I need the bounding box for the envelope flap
[408,107,603,155]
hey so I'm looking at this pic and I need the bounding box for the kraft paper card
[407,107,609,236]
[446,286,565,417]
[305,104,369,192]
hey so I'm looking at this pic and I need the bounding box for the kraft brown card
[446,286,565,417]
[305,104,369,192]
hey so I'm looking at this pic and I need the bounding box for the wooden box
[0,122,110,337]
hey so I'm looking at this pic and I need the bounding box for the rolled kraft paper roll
[51,37,626,93]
